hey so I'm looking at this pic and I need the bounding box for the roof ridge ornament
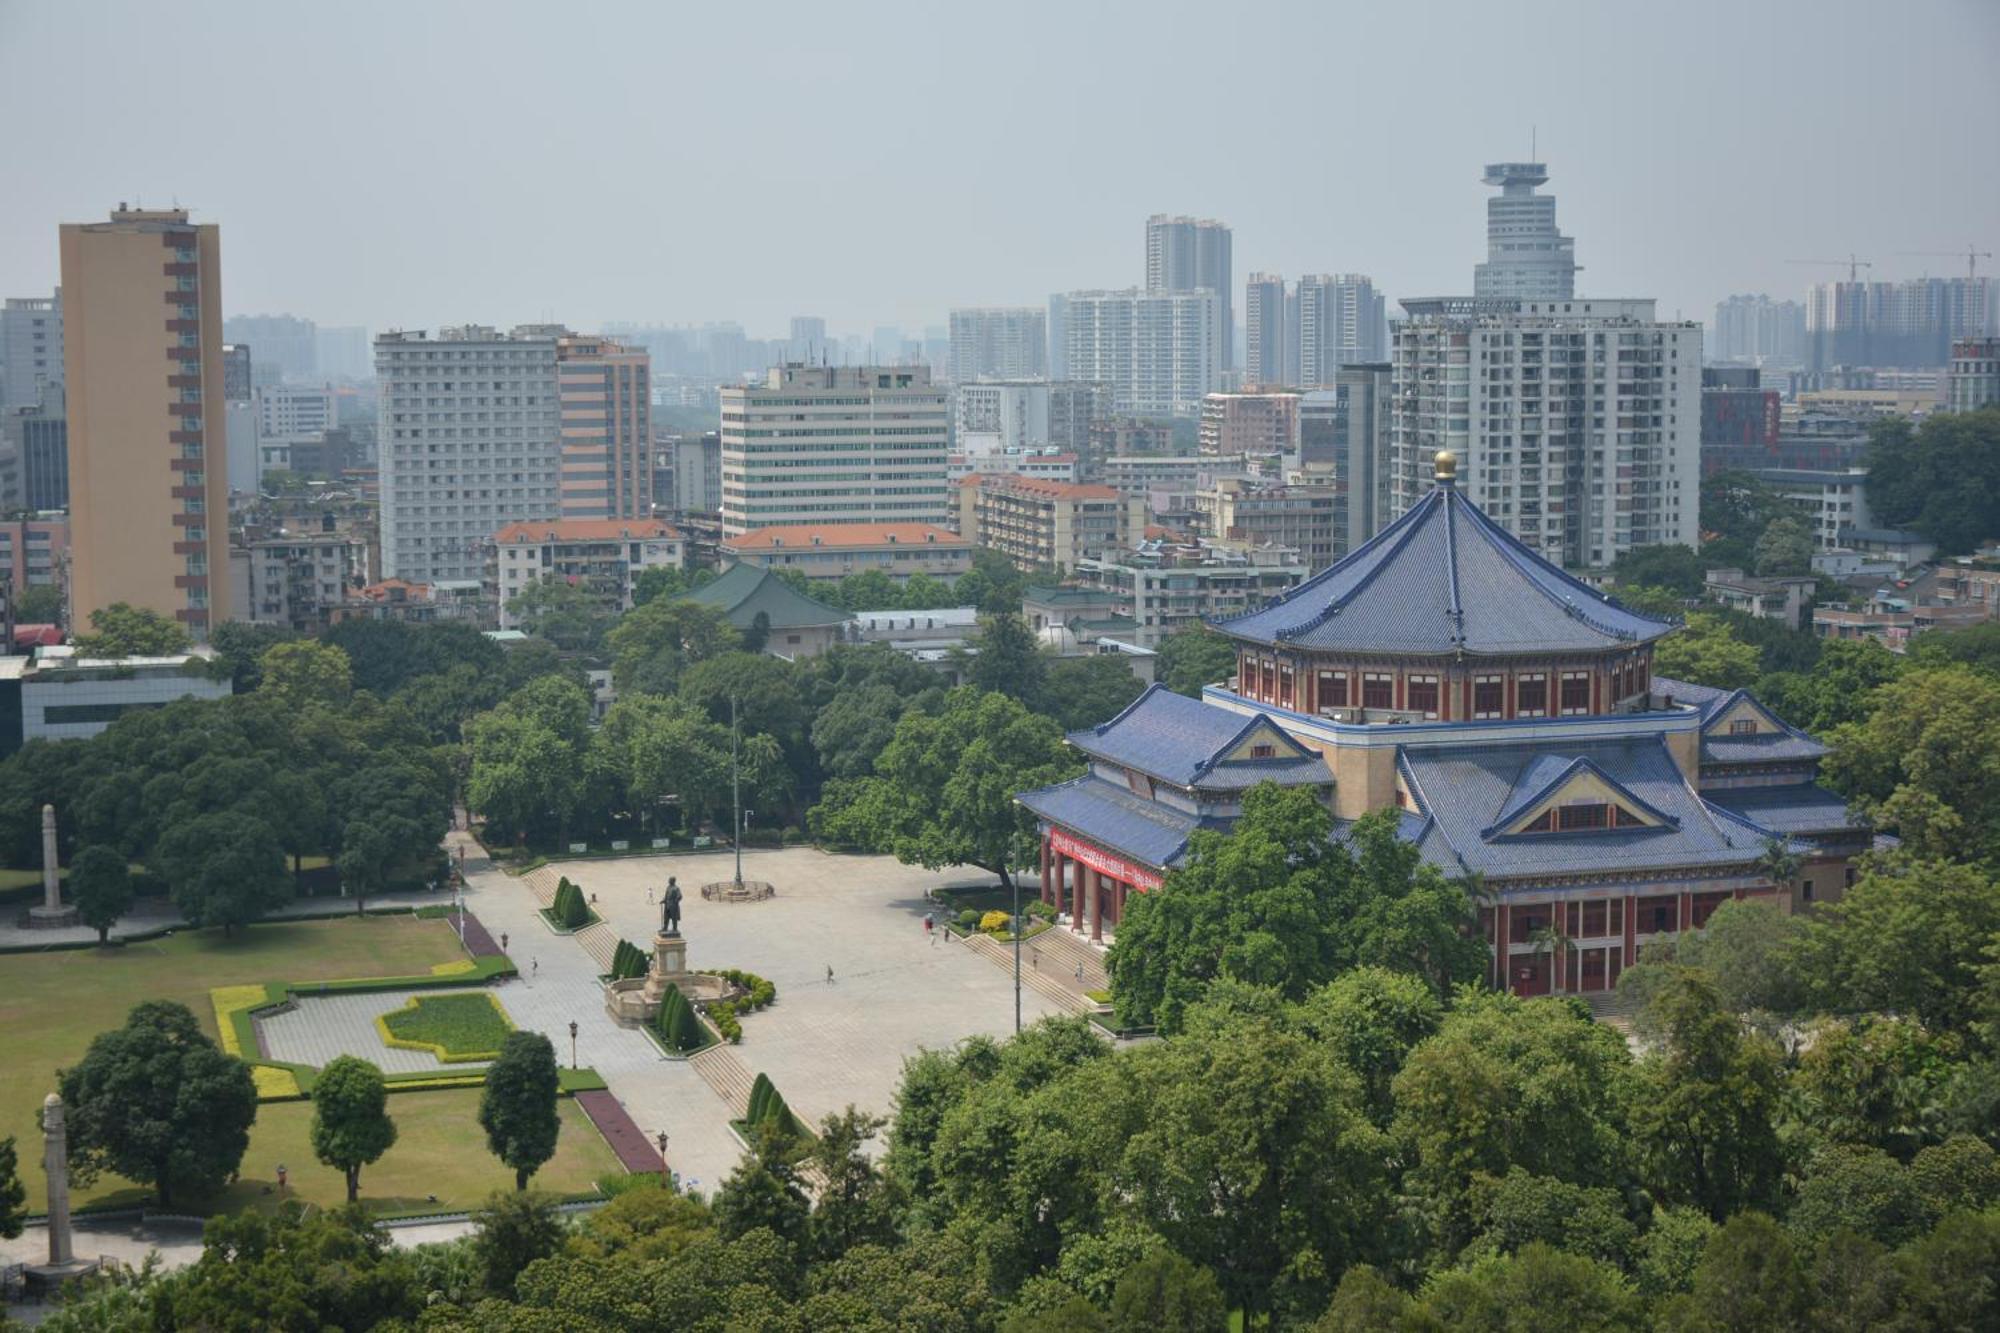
[1434,449,1458,486]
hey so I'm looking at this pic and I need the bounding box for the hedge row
[745,1071,802,1141]
[653,982,706,1054]
[699,967,777,1011]
[610,938,650,981]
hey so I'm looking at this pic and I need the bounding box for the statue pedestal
[604,929,734,1026]
[639,932,688,1006]
[25,904,80,929]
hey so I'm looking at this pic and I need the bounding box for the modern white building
[718,364,951,536]
[1712,295,1807,367]
[1146,215,1232,375]
[1245,273,1287,387]
[375,325,563,583]
[669,431,721,515]
[0,647,232,754]
[1054,290,1216,416]
[1,292,62,410]
[1472,163,1578,302]
[947,308,1047,384]
[1074,537,1307,647]
[1389,297,1701,568]
[1747,467,1872,549]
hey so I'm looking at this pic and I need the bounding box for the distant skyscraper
[1,292,62,409]
[1806,276,1995,370]
[1244,274,1287,386]
[1391,297,1699,567]
[1147,214,1232,376]
[314,326,372,381]
[947,308,1048,384]
[557,334,652,520]
[376,325,561,582]
[1473,162,1578,301]
[789,316,827,362]
[719,365,950,536]
[1058,290,1216,417]
[1295,274,1387,387]
[221,343,252,401]
[1712,295,1807,365]
[61,206,230,635]
[2,386,68,511]
[1301,364,1392,555]
[223,313,318,382]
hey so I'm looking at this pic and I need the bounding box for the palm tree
[1527,921,1567,995]
[1755,837,1804,894]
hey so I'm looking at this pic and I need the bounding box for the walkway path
[0,883,455,952]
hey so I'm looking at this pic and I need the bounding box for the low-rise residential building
[1812,603,1990,650]
[1704,567,1817,630]
[1837,527,1936,571]
[330,578,488,626]
[491,518,686,629]
[722,522,971,584]
[1746,467,1871,549]
[235,533,370,630]
[0,518,67,602]
[1073,537,1308,647]
[0,646,232,756]
[946,446,1078,486]
[1192,479,1339,572]
[1198,391,1300,458]
[956,474,1140,574]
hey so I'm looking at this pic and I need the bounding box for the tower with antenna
[1473,159,1578,300]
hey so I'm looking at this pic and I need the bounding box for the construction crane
[1787,255,1874,282]
[1896,246,1993,280]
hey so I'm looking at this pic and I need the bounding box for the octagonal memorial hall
[1020,455,1872,998]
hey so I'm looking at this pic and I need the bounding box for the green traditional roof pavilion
[687,563,852,631]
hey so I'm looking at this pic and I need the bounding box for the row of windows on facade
[1241,660,1648,719]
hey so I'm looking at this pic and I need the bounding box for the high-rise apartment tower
[1146,214,1232,376]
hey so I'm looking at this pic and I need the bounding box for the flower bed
[376,992,515,1063]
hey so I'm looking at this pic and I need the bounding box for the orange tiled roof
[960,473,1119,500]
[723,522,969,552]
[493,518,683,544]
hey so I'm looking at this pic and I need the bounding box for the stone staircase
[1031,925,1110,992]
[1581,986,1640,1035]
[690,1045,756,1118]
[574,920,618,973]
[960,932,1098,1017]
[521,865,562,908]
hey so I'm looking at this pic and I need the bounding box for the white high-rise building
[957,381,1052,451]
[1245,273,1287,387]
[1146,214,1232,375]
[719,364,950,536]
[1712,295,1807,365]
[947,307,1047,384]
[1,292,63,409]
[376,325,562,582]
[1296,274,1387,387]
[1390,297,1699,568]
[1473,163,1578,301]
[1057,289,1216,416]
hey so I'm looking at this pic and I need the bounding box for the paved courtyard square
[257,988,505,1073]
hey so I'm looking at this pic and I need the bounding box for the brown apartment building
[61,207,230,636]
[557,334,651,520]
[956,473,1140,574]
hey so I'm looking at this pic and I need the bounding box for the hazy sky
[3,0,1996,341]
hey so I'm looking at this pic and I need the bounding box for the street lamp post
[731,694,744,887]
[568,1020,578,1070]
[1012,874,1022,1035]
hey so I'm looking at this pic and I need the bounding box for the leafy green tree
[805,1107,897,1262]
[505,573,619,653]
[605,596,740,693]
[1108,790,1483,1032]
[68,842,133,944]
[836,568,899,611]
[1611,543,1707,597]
[1105,1250,1225,1333]
[333,758,451,910]
[0,1136,24,1240]
[1312,1265,1415,1332]
[1753,515,1815,577]
[1788,856,2000,1031]
[59,1000,257,1208]
[310,1056,397,1203]
[1291,965,1444,1124]
[1155,626,1239,697]
[632,563,716,607]
[154,809,290,937]
[1824,666,2000,866]
[1883,1209,2000,1332]
[1908,1133,2000,1221]
[810,682,916,780]
[1670,898,1810,1017]
[565,1179,713,1263]
[1653,612,1762,689]
[1911,617,2000,675]
[1755,637,1904,735]
[897,570,954,610]
[13,581,63,624]
[471,1189,566,1298]
[1863,406,2000,554]
[1703,470,1801,548]
[1391,990,1637,1255]
[1788,1146,1928,1248]
[156,1207,419,1332]
[465,709,584,846]
[1041,654,1146,731]
[72,602,190,657]
[1421,1242,1644,1331]
[321,618,502,697]
[257,639,353,710]
[1790,1015,1959,1158]
[208,620,298,692]
[969,610,1047,704]
[600,694,731,834]
[713,1121,810,1251]
[810,687,1076,890]
[1636,1206,1721,1297]
[479,1032,561,1190]
[1658,1211,1811,1332]
[1629,967,1785,1220]
[1461,1166,1640,1271]
[677,651,806,753]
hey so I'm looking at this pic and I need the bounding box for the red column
[1087,866,1102,943]
[1496,902,1511,989]
[1039,837,1051,906]
[1622,893,1637,967]
[1678,889,1692,937]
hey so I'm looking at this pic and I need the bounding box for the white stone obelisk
[42,1093,72,1266]
[27,804,76,928]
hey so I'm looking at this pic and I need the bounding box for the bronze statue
[661,877,682,935]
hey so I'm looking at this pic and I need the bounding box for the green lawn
[380,992,514,1062]
[0,915,486,1211]
[79,1090,619,1217]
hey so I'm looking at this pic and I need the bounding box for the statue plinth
[639,932,689,1005]
[604,928,734,1027]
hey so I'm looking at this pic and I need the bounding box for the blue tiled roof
[1651,676,1732,722]
[1398,735,1770,880]
[1017,775,1227,868]
[1483,754,1680,840]
[1066,684,1330,790]
[1705,784,1867,836]
[1209,482,1673,655]
[1700,731,1828,765]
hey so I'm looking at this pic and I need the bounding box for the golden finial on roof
[1433,450,1458,484]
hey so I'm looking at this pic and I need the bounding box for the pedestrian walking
[1032,948,1040,970]
[923,912,933,937]
[646,885,654,906]
[826,964,835,985]
[1075,962,1084,984]
[532,957,539,979]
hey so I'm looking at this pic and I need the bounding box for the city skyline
[1,0,1994,340]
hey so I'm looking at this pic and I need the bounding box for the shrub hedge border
[374,990,515,1064]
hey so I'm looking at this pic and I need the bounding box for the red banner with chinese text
[1049,830,1163,892]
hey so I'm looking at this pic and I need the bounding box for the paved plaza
[449,836,1067,1194]
[258,988,501,1073]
